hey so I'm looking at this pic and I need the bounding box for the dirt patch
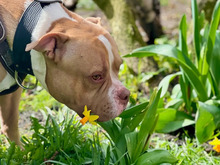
[18,110,45,136]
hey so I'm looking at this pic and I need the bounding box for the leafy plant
[99,88,177,164]
[124,0,220,143]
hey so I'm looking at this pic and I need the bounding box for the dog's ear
[85,17,102,26]
[25,33,69,62]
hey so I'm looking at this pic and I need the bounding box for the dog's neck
[30,2,75,90]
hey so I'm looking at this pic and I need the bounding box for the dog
[0,0,130,145]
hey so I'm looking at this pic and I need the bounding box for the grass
[0,105,219,164]
[0,107,107,164]
[152,135,220,165]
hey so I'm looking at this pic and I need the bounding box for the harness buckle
[15,71,38,90]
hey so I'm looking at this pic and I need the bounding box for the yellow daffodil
[80,105,99,125]
[209,137,220,153]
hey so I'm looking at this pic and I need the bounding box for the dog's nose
[118,87,130,104]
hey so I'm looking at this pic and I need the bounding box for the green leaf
[138,88,162,142]
[179,75,192,112]
[165,98,183,109]
[120,102,148,118]
[158,72,181,97]
[98,120,121,143]
[179,14,188,57]
[125,132,138,162]
[124,44,208,101]
[131,88,161,161]
[135,149,177,165]
[104,145,111,165]
[156,108,195,133]
[196,102,220,143]
[191,0,200,60]
[210,31,220,97]
[205,0,220,67]
[178,14,192,110]
[51,116,61,147]
[121,111,146,134]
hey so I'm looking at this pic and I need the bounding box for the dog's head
[26,13,130,121]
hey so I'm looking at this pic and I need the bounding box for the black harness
[0,0,62,95]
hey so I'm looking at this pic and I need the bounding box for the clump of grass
[152,135,220,165]
[0,107,106,164]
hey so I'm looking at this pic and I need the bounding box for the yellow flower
[131,92,138,100]
[80,105,99,125]
[209,137,220,153]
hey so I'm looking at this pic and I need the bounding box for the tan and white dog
[0,0,130,145]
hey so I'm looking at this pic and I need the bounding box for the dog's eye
[92,74,102,81]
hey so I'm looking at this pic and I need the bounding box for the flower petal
[90,121,97,125]
[213,145,220,153]
[89,115,99,122]
[80,117,89,125]
[209,137,220,145]
[83,105,91,117]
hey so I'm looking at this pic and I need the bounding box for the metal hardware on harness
[14,71,38,90]
[0,21,6,43]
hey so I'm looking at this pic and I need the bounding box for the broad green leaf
[179,14,192,109]
[156,108,195,133]
[113,147,127,165]
[179,15,188,57]
[205,0,220,67]
[200,1,220,77]
[120,102,148,118]
[138,88,162,142]
[210,31,220,97]
[125,132,138,162]
[121,111,145,134]
[191,0,200,60]
[125,45,197,71]
[124,44,208,101]
[135,149,177,165]
[121,102,149,134]
[196,102,220,143]
[158,72,181,97]
[131,89,161,160]
[179,75,192,111]
[178,15,192,110]
[165,98,183,109]
[98,120,120,143]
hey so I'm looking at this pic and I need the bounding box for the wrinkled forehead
[96,34,122,70]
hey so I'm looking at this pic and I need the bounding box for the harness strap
[0,17,23,95]
[0,0,62,95]
[13,1,53,75]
